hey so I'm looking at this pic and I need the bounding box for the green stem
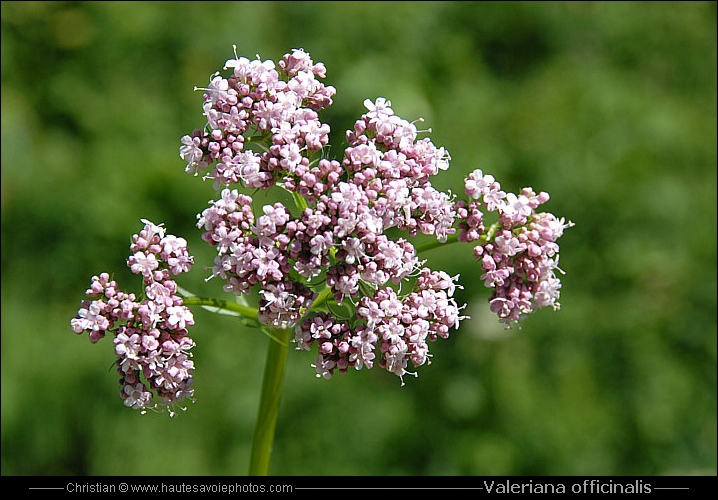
[249,327,291,476]
[291,190,308,212]
[413,222,502,254]
[482,221,501,243]
[181,294,290,474]
[414,232,460,254]
[181,296,259,320]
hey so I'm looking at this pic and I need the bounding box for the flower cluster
[71,220,195,415]
[295,269,463,383]
[73,46,571,406]
[179,46,335,191]
[458,170,574,324]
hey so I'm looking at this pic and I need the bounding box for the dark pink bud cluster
[295,269,465,383]
[71,220,195,415]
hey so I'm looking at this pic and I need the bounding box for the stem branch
[249,327,291,475]
[413,221,502,255]
[181,296,259,320]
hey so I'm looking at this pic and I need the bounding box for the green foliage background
[1,1,715,476]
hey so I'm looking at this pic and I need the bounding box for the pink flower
[128,251,158,278]
[166,305,194,330]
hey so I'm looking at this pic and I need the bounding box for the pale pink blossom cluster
[72,48,571,413]
[179,47,335,191]
[458,169,573,324]
[71,220,195,415]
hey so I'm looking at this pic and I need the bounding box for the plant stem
[413,221,502,255]
[181,296,259,320]
[248,326,291,476]
[414,232,460,254]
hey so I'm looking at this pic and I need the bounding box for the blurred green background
[2,1,715,476]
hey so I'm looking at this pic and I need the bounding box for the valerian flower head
[75,46,572,413]
[71,220,195,416]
